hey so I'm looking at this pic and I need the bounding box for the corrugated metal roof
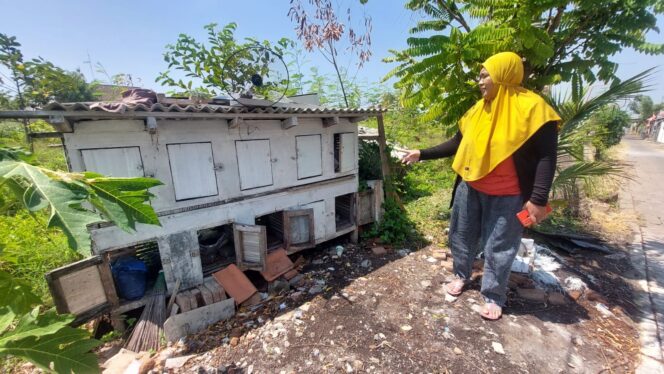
[41,102,385,115]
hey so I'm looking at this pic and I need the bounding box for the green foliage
[0,147,163,372]
[587,105,632,154]
[386,0,664,133]
[156,23,295,98]
[0,34,96,107]
[0,210,80,302]
[0,295,100,373]
[0,158,162,255]
[366,197,414,245]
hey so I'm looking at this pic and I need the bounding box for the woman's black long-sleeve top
[419,121,558,206]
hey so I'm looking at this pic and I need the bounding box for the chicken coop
[0,95,385,322]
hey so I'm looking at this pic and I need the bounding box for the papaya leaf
[0,307,100,374]
[0,161,100,254]
[0,307,15,334]
[0,270,40,314]
[83,176,162,232]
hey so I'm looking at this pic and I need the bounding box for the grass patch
[0,210,82,304]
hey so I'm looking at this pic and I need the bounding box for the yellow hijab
[451,52,561,181]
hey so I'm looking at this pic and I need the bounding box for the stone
[420,280,432,288]
[268,280,290,295]
[442,261,454,273]
[492,342,505,355]
[426,257,438,263]
[400,325,412,331]
[164,355,197,370]
[309,285,324,295]
[585,290,608,304]
[361,260,371,268]
[102,349,140,374]
[432,251,447,260]
[454,347,463,355]
[230,337,240,347]
[288,274,304,287]
[517,288,547,302]
[445,293,458,303]
[352,360,364,371]
[371,246,387,255]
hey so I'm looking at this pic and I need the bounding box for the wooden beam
[0,110,383,122]
[349,115,368,123]
[229,117,243,129]
[322,116,340,127]
[48,114,72,132]
[28,132,62,139]
[376,114,391,183]
[281,116,298,129]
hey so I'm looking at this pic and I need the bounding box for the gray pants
[449,181,524,306]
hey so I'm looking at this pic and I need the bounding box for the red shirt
[468,156,521,196]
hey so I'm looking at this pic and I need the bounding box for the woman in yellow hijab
[401,52,561,320]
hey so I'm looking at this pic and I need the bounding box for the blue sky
[2,0,664,104]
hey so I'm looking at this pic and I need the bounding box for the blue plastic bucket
[111,257,148,300]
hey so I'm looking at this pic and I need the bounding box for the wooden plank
[233,224,267,271]
[295,135,322,179]
[167,142,218,200]
[164,298,235,342]
[81,147,144,177]
[376,114,394,199]
[97,258,119,307]
[235,139,273,190]
[166,278,181,313]
[45,256,111,316]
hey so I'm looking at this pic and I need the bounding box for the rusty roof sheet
[40,101,385,115]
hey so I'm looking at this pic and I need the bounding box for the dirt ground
[143,231,642,374]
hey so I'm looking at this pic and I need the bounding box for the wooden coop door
[236,140,274,190]
[45,255,118,324]
[167,142,218,201]
[296,135,322,179]
[233,223,267,271]
[335,133,356,172]
[81,147,144,177]
[284,208,315,253]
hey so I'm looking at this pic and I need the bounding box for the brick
[547,292,568,305]
[568,290,583,301]
[517,288,547,302]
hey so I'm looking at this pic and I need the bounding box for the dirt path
[165,237,639,374]
[618,135,664,373]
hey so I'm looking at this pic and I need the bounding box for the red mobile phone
[517,203,552,226]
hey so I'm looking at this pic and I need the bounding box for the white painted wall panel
[339,132,356,172]
[296,135,322,179]
[301,200,327,241]
[167,142,218,201]
[81,147,144,177]
[236,140,273,190]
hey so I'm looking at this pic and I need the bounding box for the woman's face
[479,67,497,102]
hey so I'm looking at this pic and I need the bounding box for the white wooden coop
[1,97,385,321]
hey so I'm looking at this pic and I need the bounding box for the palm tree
[547,69,655,216]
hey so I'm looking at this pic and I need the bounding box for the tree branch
[437,0,471,33]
